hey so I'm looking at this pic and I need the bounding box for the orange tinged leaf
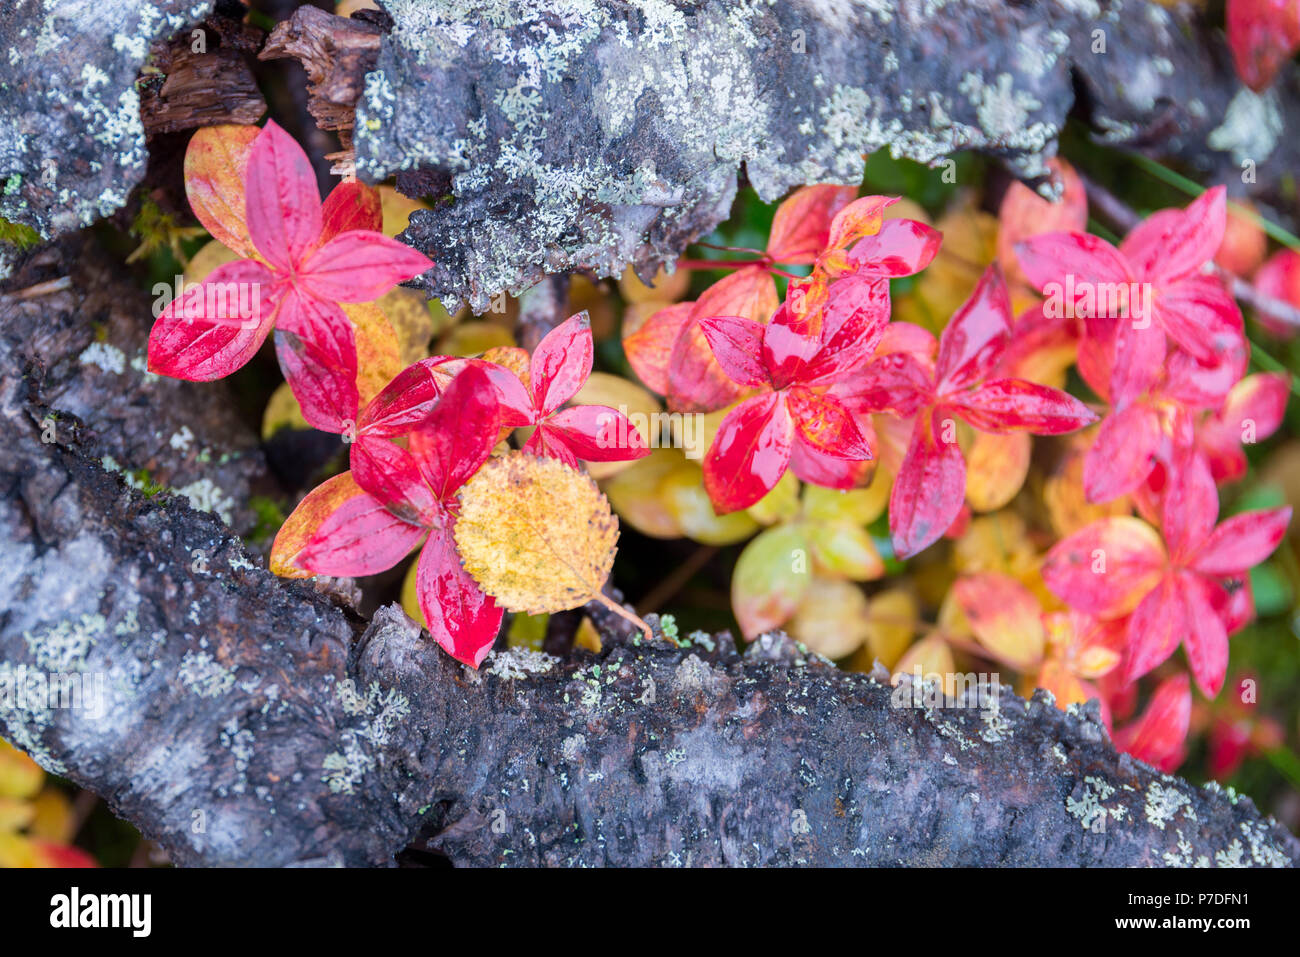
[951,572,1045,671]
[623,301,691,396]
[271,472,370,577]
[347,302,404,408]
[964,429,1030,512]
[767,184,859,263]
[184,125,260,258]
[825,195,893,252]
[668,267,778,412]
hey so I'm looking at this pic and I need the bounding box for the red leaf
[786,387,873,461]
[702,392,794,512]
[1109,317,1166,408]
[934,266,1013,392]
[357,358,446,438]
[274,328,359,434]
[244,120,322,271]
[697,315,770,386]
[148,302,275,381]
[1015,231,1130,293]
[1191,507,1293,576]
[319,180,382,243]
[1121,187,1226,282]
[948,378,1096,434]
[1113,674,1191,772]
[300,229,433,302]
[543,405,650,462]
[1124,572,1185,682]
[408,363,501,500]
[530,313,593,416]
[349,435,439,524]
[844,218,942,277]
[1158,447,1219,561]
[416,524,503,668]
[1155,276,1244,365]
[1041,517,1167,618]
[1085,404,1160,503]
[888,410,967,559]
[157,259,275,327]
[274,287,356,370]
[1182,572,1231,696]
[799,275,891,384]
[766,184,858,263]
[298,483,426,577]
[1227,0,1300,90]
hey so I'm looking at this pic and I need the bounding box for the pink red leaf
[1014,231,1130,293]
[934,266,1013,392]
[349,436,439,525]
[888,410,967,559]
[543,405,650,462]
[1113,674,1191,773]
[408,363,501,500]
[786,387,873,460]
[1108,315,1166,407]
[530,313,593,416]
[1121,187,1226,282]
[702,392,794,512]
[1191,507,1293,576]
[948,378,1096,434]
[1124,572,1185,682]
[697,315,770,386]
[1041,517,1167,618]
[1227,0,1300,91]
[1155,276,1244,364]
[1182,572,1231,696]
[844,217,942,277]
[244,120,322,271]
[273,328,359,434]
[1158,447,1219,561]
[800,275,891,384]
[157,259,275,327]
[300,229,433,302]
[357,358,446,438]
[147,307,275,381]
[297,484,426,577]
[417,524,503,668]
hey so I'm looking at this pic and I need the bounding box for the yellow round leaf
[454,453,620,615]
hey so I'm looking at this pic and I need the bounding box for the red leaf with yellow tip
[766,184,858,263]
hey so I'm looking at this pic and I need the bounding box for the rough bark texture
[0,237,270,535]
[0,1,215,250]
[352,0,1300,311]
[138,8,267,139]
[1,237,1297,867]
